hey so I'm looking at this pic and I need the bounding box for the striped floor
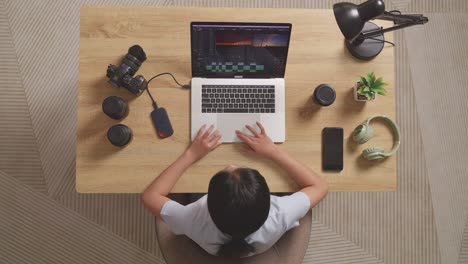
[1,0,467,263]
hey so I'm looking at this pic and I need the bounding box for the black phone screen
[322,127,344,171]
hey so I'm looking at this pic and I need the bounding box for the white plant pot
[354,82,376,102]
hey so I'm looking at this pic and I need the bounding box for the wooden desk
[78,7,395,193]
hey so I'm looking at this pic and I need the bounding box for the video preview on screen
[191,23,291,78]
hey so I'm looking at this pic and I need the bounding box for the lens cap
[102,96,129,120]
[107,124,132,147]
[313,84,336,106]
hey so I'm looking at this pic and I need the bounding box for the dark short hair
[207,168,270,257]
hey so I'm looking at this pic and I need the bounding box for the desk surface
[78,6,396,193]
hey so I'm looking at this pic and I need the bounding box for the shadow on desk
[298,96,321,120]
[340,87,366,118]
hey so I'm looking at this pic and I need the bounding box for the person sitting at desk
[142,122,328,258]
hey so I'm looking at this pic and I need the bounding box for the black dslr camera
[106,45,148,96]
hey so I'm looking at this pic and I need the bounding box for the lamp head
[333,0,385,41]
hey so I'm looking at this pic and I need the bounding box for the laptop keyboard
[201,85,275,113]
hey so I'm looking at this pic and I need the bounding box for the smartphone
[322,127,344,171]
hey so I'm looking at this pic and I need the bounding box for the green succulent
[357,72,388,100]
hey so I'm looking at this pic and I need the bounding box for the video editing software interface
[191,23,291,78]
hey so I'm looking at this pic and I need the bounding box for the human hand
[236,122,279,159]
[186,125,222,162]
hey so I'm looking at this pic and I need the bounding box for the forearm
[142,124,221,219]
[143,151,196,196]
[269,147,326,188]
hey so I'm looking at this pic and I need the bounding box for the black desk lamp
[333,0,428,60]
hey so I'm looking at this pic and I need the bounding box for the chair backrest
[155,211,312,264]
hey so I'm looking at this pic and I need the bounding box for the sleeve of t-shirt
[160,199,204,236]
[275,191,311,230]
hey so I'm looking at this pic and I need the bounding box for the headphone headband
[364,115,401,156]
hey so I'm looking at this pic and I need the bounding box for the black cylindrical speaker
[313,84,336,106]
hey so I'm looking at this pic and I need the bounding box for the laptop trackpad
[217,114,261,143]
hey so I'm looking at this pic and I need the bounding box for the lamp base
[346,22,385,60]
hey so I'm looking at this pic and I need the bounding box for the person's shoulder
[173,195,228,254]
[186,194,208,208]
[270,192,310,213]
[161,195,210,235]
[246,192,310,252]
[183,195,210,219]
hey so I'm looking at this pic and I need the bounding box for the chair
[155,211,312,264]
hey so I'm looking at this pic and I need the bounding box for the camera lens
[128,45,147,62]
[107,124,132,147]
[102,96,129,120]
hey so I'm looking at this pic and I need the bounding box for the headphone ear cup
[353,124,373,144]
[362,146,386,160]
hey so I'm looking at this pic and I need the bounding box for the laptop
[190,22,292,143]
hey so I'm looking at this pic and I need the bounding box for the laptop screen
[191,22,292,79]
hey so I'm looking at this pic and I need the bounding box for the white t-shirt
[160,191,310,256]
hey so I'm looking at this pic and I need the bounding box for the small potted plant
[354,72,388,102]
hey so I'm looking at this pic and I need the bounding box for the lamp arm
[357,11,428,40]
[378,11,428,24]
